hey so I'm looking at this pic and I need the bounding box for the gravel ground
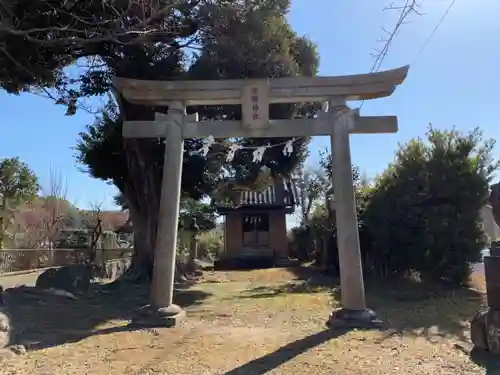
[0,268,489,375]
[0,271,43,289]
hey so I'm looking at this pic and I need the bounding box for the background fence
[0,248,134,273]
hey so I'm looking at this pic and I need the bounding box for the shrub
[197,230,223,260]
[289,203,332,262]
[362,126,498,286]
[288,225,312,261]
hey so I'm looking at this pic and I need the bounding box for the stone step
[274,258,301,267]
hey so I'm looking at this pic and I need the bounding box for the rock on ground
[35,265,92,294]
[0,310,10,349]
[0,345,26,363]
[471,308,488,350]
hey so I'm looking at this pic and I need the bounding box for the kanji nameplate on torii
[241,80,270,129]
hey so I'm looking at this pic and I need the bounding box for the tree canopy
[0,0,211,96]
[0,157,40,247]
[72,0,319,279]
[362,126,497,285]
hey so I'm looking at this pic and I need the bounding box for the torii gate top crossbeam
[112,65,409,106]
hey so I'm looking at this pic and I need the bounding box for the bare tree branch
[296,167,329,226]
[370,0,421,73]
[87,200,103,264]
[0,0,209,47]
[0,0,228,114]
[12,168,69,248]
[42,169,68,248]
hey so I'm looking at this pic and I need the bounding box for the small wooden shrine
[215,178,298,260]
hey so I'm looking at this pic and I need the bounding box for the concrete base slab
[132,304,186,328]
[327,308,382,329]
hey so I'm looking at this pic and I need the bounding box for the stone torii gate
[112,65,409,327]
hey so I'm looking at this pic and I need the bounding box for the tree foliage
[75,0,319,280]
[0,157,40,247]
[362,126,497,285]
[191,0,318,183]
[289,151,365,264]
[179,198,216,233]
[0,157,40,205]
[318,149,369,214]
[0,0,210,96]
[289,126,497,287]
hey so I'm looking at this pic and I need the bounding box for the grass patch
[0,267,487,374]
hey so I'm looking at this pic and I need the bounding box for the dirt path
[0,271,42,289]
[0,268,489,375]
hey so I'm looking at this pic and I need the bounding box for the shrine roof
[214,179,299,213]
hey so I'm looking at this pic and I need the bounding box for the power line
[411,0,457,65]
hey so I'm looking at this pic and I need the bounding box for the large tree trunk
[116,102,193,284]
[120,138,161,283]
[126,202,156,282]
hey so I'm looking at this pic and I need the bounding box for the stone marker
[0,287,10,349]
[471,309,489,351]
[490,241,500,257]
[486,307,500,354]
[471,186,500,355]
[485,256,500,309]
[471,256,500,354]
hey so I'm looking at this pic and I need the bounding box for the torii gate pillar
[133,102,187,327]
[327,103,380,327]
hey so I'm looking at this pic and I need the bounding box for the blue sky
[0,0,498,211]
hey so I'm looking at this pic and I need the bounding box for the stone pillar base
[132,304,186,328]
[470,306,500,354]
[327,308,382,329]
[0,310,10,349]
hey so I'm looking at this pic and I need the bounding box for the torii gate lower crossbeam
[125,102,393,328]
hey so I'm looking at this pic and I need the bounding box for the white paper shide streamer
[252,145,267,163]
[192,135,298,163]
[190,106,359,162]
[282,140,294,157]
[196,135,215,157]
[226,144,241,162]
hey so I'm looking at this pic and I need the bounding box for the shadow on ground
[470,347,500,375]
[223,328,351,375]
[5,281,211,351]
[238,266,484,343]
